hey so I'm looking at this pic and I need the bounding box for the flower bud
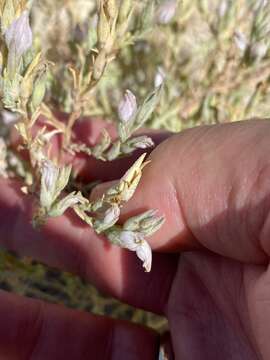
[93,203,121,233]
[250,41,268,62]
[103,204,121,225]
[156,0,177,25]
[5,11,33,59]
[119,230,142,250]
[218,0,229,18]
[234,31,248,53]
[97,3,110,47]
[40,161,72,211]
[154,66,166,88]
[121,136,154,154]
[118,90,137,123]
[130,136,154,149]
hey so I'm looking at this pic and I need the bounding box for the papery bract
[42,160,58,192]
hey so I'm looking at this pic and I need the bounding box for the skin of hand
[0,118,270,359]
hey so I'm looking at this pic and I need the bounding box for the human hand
[92,118,270,359]
[0,118,269,359]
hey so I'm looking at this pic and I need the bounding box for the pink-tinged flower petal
[156,0,177,25]
[5,11,33,58]
[118,90,137,123]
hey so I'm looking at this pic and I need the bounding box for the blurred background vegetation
[1,0,270,332]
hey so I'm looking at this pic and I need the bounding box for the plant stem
[64,92,82,146]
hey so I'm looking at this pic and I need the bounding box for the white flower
[103,205,120,225]
[118,90,137,123]
[154,66,166,88]
[234,31,248,53]
[119,230,152,272]
[156,0,177,25]
[136,240,152,272]
[5,11,33,59]
[218,0,229,18]
[94,204,121,233]
[250,42,268,61]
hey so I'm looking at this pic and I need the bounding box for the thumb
[92,119,270,265]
